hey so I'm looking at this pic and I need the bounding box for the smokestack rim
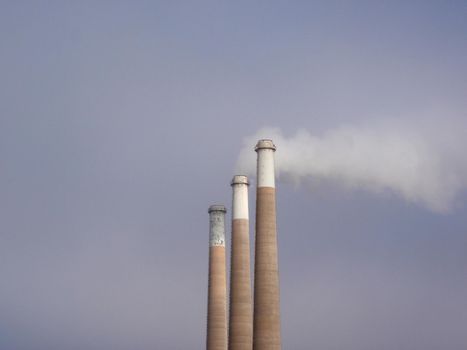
[208,204,227,214]
[255,139,276,152]
[231,175,249,186]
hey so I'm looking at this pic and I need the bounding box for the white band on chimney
[208,205,226,247]
[231,175,249,220]
[255,139,276,188]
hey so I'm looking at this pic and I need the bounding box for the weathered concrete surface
[207,205,227,350]
[253,187,281,350]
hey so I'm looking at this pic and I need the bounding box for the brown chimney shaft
[253,140,281,350]
[207,205,228,350]
[229,175,253,350]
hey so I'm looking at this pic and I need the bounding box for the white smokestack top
[208,205,226,247]
[255,139,276,189]
[231,175,249,220]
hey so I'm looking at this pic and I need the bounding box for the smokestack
[229,175,253,350]
[207,205,228,350]
[253,140,281,350]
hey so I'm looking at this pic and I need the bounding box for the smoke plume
[237,123,467,213]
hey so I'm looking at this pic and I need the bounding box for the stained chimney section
[229,176,253,350]
[207,205,228,350]
[253,140,281,350]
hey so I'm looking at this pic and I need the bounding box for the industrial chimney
[207,205,228,350]
[228,175,253,350]
[253,140,281,350]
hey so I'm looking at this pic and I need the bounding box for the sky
[1,1,466,349]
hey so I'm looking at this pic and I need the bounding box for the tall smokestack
[207,205,228,350]
[229,175,253,350]
[253,139,281,350]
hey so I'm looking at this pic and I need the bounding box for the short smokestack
[207,205,228,350]
[253,140,281,350]
[229,175,253,350]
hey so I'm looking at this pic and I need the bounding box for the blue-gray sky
[1,1,466,349]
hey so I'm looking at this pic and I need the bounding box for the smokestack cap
[208,204,227,214]
[231,175,249,186]
[255,139,276,152]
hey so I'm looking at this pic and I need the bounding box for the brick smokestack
[253,139,281,350]
[207,205,228,350]
[229,175,253,350]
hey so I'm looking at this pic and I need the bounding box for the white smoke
[236,123,467,213]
